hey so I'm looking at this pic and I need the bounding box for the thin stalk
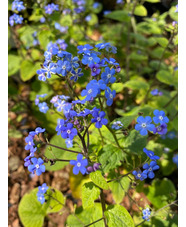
[46,143,83,155]
[100,189,108,227]
[84,218,104,227]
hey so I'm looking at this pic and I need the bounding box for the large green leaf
[124,80,149,90]
[18,188,64,227]
[90,171,109,190]
[82,182,100,209]
[98,144,124,173]
[156,70,175,86]
[144,178,177,209]
[44,134,78,171]
[104,10,130,22]
[20,60,41,81]
[105,205,135,227]
[134,5,147,17]
[38,30,55,50]
[66,203,104,227]
[124,130,147,154]
[8,54,21,76]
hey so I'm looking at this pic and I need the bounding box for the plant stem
[45,143,83,155]
[100,189,108,227]
[163,93,178,108]
[84,218,104,227]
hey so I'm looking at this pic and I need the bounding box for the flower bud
[93,163,101,171]
[86,166,94,173]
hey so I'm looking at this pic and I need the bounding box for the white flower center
[93,68,97,72]
[88,89,92,94]
[35,164,39,169]
[28,141,32,145]
[77,162,81,167]
[141,123,146,128]
[107,74,111,78]
[157,126,162,131]
[149,167,152,171]
[67,129,71,134]
[83,48,87,51]
[137,174,141,178]
[110,94,113,99]
[159,116,163,120]
[89,57,93,61]
[97,117,101,121]
[62,65,66,69]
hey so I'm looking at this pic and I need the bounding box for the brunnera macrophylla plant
[19,40,174,227]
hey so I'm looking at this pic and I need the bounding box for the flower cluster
[9,0,25,26]
[135,110,169,136]
[37,183,48,204]
[111,121,123,130]
[44,3,59,15]
[142,208,151,221]
[73,0,86,14]
[54,23,68,33]
[132,148,160,181]
[24,127,46,176]
[151,89,163,96]
[12,0,25,12]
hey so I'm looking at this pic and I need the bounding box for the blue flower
[38,102,49,113]
[117,0,124,4]
[38,183,48,194]
[37,69,47,81]
[143,148,160,160]
[56,60,72,76]
[12,0,25,12]
[89,64,101,76]
[153,123,167,135]
[77,44,93,54]
[39,63,56,79]
[45,3,59,14]
[101,67,116,84]
[85,15,92,22]
[40,17,46,23]
[132,170,147,181]
[65,138,73,148]
[81,80,99,103]
[9,14,23,26]
[151,89,162,96]
[167,131,176,139]
[70,154,88,175]
[105,88,116,106]
[153,110,169,124]
[24,156,31,167]
[29,127,45,137]
[56,119,66,136]
[91,110,108,128]
[104,57,119,66]
[111,121,123,130]
[142,208,151,221]
[93,2,100,8]
[70,68,84,82]
[175,4,178,13]
[95,42,110,50]
[143,161,159,179]
[28,158,45,176]
[54,100,66,112]
[82,53,100,66]
[172,154,178,166]
[135,116,155,136]
[25,135,35,151]
[37,193,45,204]
[61,123,78,140]
[104,10,111,15]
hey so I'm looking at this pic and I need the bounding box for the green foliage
[20,60,41,81]
[8,55,21,76]
[134,6,147,17]
[104,10,130,22]
[82,182,100,209]
[105,205,135,227]
[18,188,64,227]
[90,171,109,190]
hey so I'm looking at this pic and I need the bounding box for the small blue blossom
[38,63,56,79]
[104,57,119,66]
[81,80,99,104]
[143,148,160,160]
[117,0,124,4]
[153,123,167,135]
[56,119,66,136]
[151,89,163,96]
[142,208,151,221]
[70,68,84,82]
[77,44,93,54]
[105,88,116,106]
[93,2,100,8]
[135,116,155,136]
[70,154,88,175]
[82,53,100,66]
[132,170,147,181]
[12,0,25,12]
[28,158,45,176]
[25,135,35,151]
[101,67,116,84]
[38,183,49,194]
[175,4,178,13]
[61,123,78,140]
[40,17,46,23]
[65,138,73,148]
[89,64,101,76]
[153,110,169,124]
[85,15,92,22]
[54,100,66,112]
[9,14,23,26]
[56,60,72,76]
[45,3,59,14]
[29,127,45,137]
[104,10,111,15]
[37,193,45,204]
[143,161,159,179]
[172,154,178,166]
[38,102,49,113]
[167,131,176,139]
[111,121,123,130]
[91,110,108,128]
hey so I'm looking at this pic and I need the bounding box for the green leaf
[18,188,64,227]
[156,70,174,86]
[124,80,149,90]
[104,10,130,22]
[129,52,148,61]
[20,60,41,81]
[60,15,73,26]
[156,37,169,47]
[8,55,21,76]
[111,115,136,127]
[66,203,104,227]
[105,205,135,227]
[111,83,125,93]
[134,5,147,17]
[145,0,160,2]
[44,134,78,171]
[109,176,130,204]
[144,178,177,209]
[90,171,109,190]
[38,30,55,50]
[98,144,124,172]
[124,130,147,155]
[82,182,100,209]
